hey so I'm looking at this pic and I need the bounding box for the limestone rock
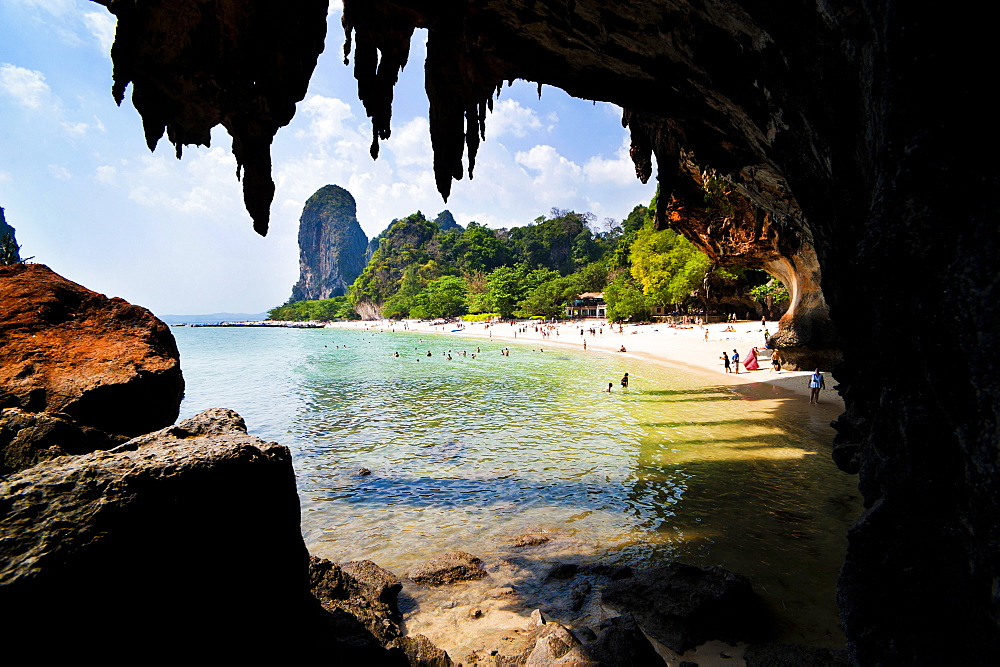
[583,615,666,666]
[386,634,455,667]
[309,556,403,643]
[290,184,370,301]
[0,407,125,475]
[407,550,488,586]
[0,407,405,661]
[601,563,766,654]
[0,264,183,437]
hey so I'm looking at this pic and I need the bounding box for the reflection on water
[175,326,860,646]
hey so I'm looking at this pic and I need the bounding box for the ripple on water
[175,326,861,646]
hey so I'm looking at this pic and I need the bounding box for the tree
[629,221,711,307]
[604,275,651,322]
[410,275,469,319]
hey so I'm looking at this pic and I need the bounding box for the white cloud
[584,136,641,187]
[83,11,116,58]
[487,99,544,139]
[515,144,584,200]
[0,63,51,109]
[296,95,356,144]
[95,165,117,184]
[48,164,72,179]
[387,116,431,168]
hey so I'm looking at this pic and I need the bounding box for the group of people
[605,372,629,392]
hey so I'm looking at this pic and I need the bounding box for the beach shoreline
[323,318,845,415]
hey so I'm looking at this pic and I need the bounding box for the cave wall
[98,0,998,661]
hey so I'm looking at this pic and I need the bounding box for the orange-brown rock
[0,264,183,437]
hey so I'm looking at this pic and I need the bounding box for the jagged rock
[0,408,398,662]
[386,634,455,667]
[0,407,125,475]
[601,563,766,654]
[309,556,403,643]
[102,0,328,235]
[0,264,183,437]
[407,550,487,586]
[290,185,370,301]
[743,642,849,667]
[582,615,666,666]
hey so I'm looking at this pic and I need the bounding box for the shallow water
[175,326,860,647]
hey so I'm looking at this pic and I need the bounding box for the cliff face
[101,1,998,661]
[290,185,369,301]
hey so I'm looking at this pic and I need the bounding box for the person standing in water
[809,369,826,404]
[620,372,629,389]
[605,382,613,393]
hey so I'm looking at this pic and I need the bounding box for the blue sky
[0,0,655,315]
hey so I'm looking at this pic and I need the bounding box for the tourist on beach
[583,339,587,350]
[703,328,709,342]
[732,349,740,373]
[721,351,731,373]
[771,349,782,372]
[621,373,629,388]
[809,369,826,404]
[618,345,627,353]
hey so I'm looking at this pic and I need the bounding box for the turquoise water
[174,325,860,645]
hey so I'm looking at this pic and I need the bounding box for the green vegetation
[272,189,785,322]
[1,234,25,266]
[268,296,359,321]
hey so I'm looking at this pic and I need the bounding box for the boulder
[0,407,125,475]
[407,550,487,586]
[386,634,455,667]
[309,556,404,643]
[0,264,184,437]
[601,563,767,654]
[0,408,394,661]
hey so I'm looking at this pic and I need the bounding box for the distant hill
[290,185,369,301]
[434,209,463,232]
[159,313,269,325]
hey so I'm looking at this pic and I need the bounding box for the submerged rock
[602,563,767,654]
[408,550,488,586]
[0,263,183,437]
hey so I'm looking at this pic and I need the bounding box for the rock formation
[0,263,183,437]
[98,1,999,661]
[434,209,463,232]
[0,408,405,662]
[0,407,125,476]
[290,184,370,301]
[0,205,21,264]
[602,563,766,655]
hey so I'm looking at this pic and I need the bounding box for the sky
[0,0,655,316]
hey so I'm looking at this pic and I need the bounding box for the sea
[173,325,860,646]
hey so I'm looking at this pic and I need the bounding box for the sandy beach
[324,318,844,414]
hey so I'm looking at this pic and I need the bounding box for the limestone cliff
[0,206,21,264]
[99,1,999,661]
[290,185,369,301]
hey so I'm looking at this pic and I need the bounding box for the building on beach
[566,292,606,319]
